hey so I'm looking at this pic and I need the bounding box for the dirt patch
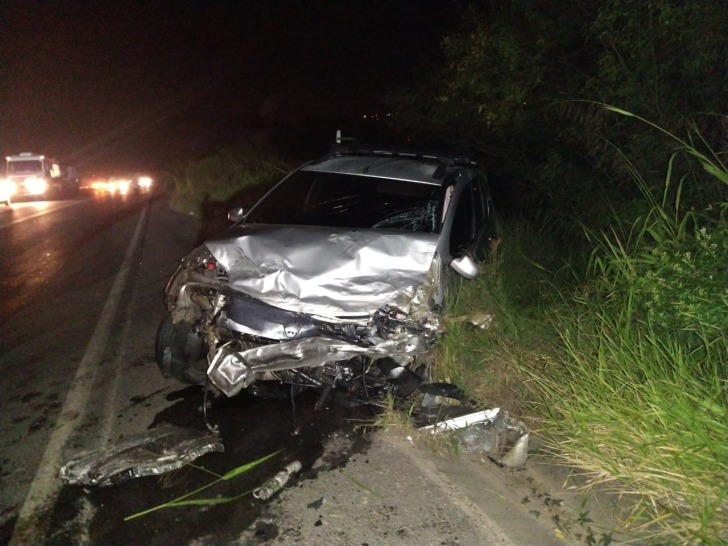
[20,391,42,404]
[470,358,525,417]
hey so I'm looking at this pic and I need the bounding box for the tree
[391,0,728,232]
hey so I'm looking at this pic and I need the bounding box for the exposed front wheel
[155,313,209,385]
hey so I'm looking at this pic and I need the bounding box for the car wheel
[155,313,208,385]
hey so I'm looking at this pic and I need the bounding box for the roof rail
[317,143,478,168]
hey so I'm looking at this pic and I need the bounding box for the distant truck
[2,152,80,202]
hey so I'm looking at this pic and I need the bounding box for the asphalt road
[0,190,187,542]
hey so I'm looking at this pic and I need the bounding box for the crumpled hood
[205,224,439,319]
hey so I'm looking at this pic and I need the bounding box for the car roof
[304,145,477,186]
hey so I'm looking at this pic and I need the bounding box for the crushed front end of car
[157,225,444,404]
[156,146,490,410]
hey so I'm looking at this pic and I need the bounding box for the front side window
[449,183,475,255]
[246,170,446,233]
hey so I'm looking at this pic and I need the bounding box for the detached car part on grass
[156,145,498,406]
[420,406,530,470]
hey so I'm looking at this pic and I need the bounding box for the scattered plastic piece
[499,432,530,470]
[446,310,495,330]
[59,424,224,486]
[307,496,326,509]
[468,310,495,329]
[419,408,501,432]
[253,460,303,500]
[420,407,530,470]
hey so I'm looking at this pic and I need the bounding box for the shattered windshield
[246,170,445,233]
[8,160,43,174]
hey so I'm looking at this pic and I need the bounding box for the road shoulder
[238,431,586,546]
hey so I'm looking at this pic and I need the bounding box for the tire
[155,313,208,385]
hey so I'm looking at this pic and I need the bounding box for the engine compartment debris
[59,424,224,486]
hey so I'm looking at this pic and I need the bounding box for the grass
[525,194,728,542]
[368,395,417,433]
[435,220,562,415]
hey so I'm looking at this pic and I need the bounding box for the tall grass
[524,118,728,544]
[166,134,291,216]
[435,220,560,412]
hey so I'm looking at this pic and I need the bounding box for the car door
[438,178,484,311]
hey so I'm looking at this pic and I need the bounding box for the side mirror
[450,254,479,280]
[227,207,245,223]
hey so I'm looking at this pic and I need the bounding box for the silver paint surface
[205,225,439,319]
[302,156,443,184]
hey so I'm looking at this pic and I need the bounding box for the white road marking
[9,203,150,546]
[0,198,91,228]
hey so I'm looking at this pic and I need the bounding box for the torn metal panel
[205,225,439,319]
[388,254,443,327]
[59,425,223,486]
[208,335,433,397]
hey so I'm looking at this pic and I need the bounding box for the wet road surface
[47,389,371,545]
[0,190,373,545]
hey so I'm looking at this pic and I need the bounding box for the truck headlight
[24,177,48,195]
[0,179,17,196]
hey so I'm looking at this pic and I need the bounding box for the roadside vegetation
[164,133,292,219]
[438,124,727,544]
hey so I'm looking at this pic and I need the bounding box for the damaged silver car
[156,145,497,404]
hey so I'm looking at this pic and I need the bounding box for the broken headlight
[182,245,217,269]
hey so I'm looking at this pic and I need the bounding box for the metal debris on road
[59,424,224,486]
[253,460,303,500]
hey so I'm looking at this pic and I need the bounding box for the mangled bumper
[208,334,433,397]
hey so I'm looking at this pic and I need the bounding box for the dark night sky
[0,0,455,173]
